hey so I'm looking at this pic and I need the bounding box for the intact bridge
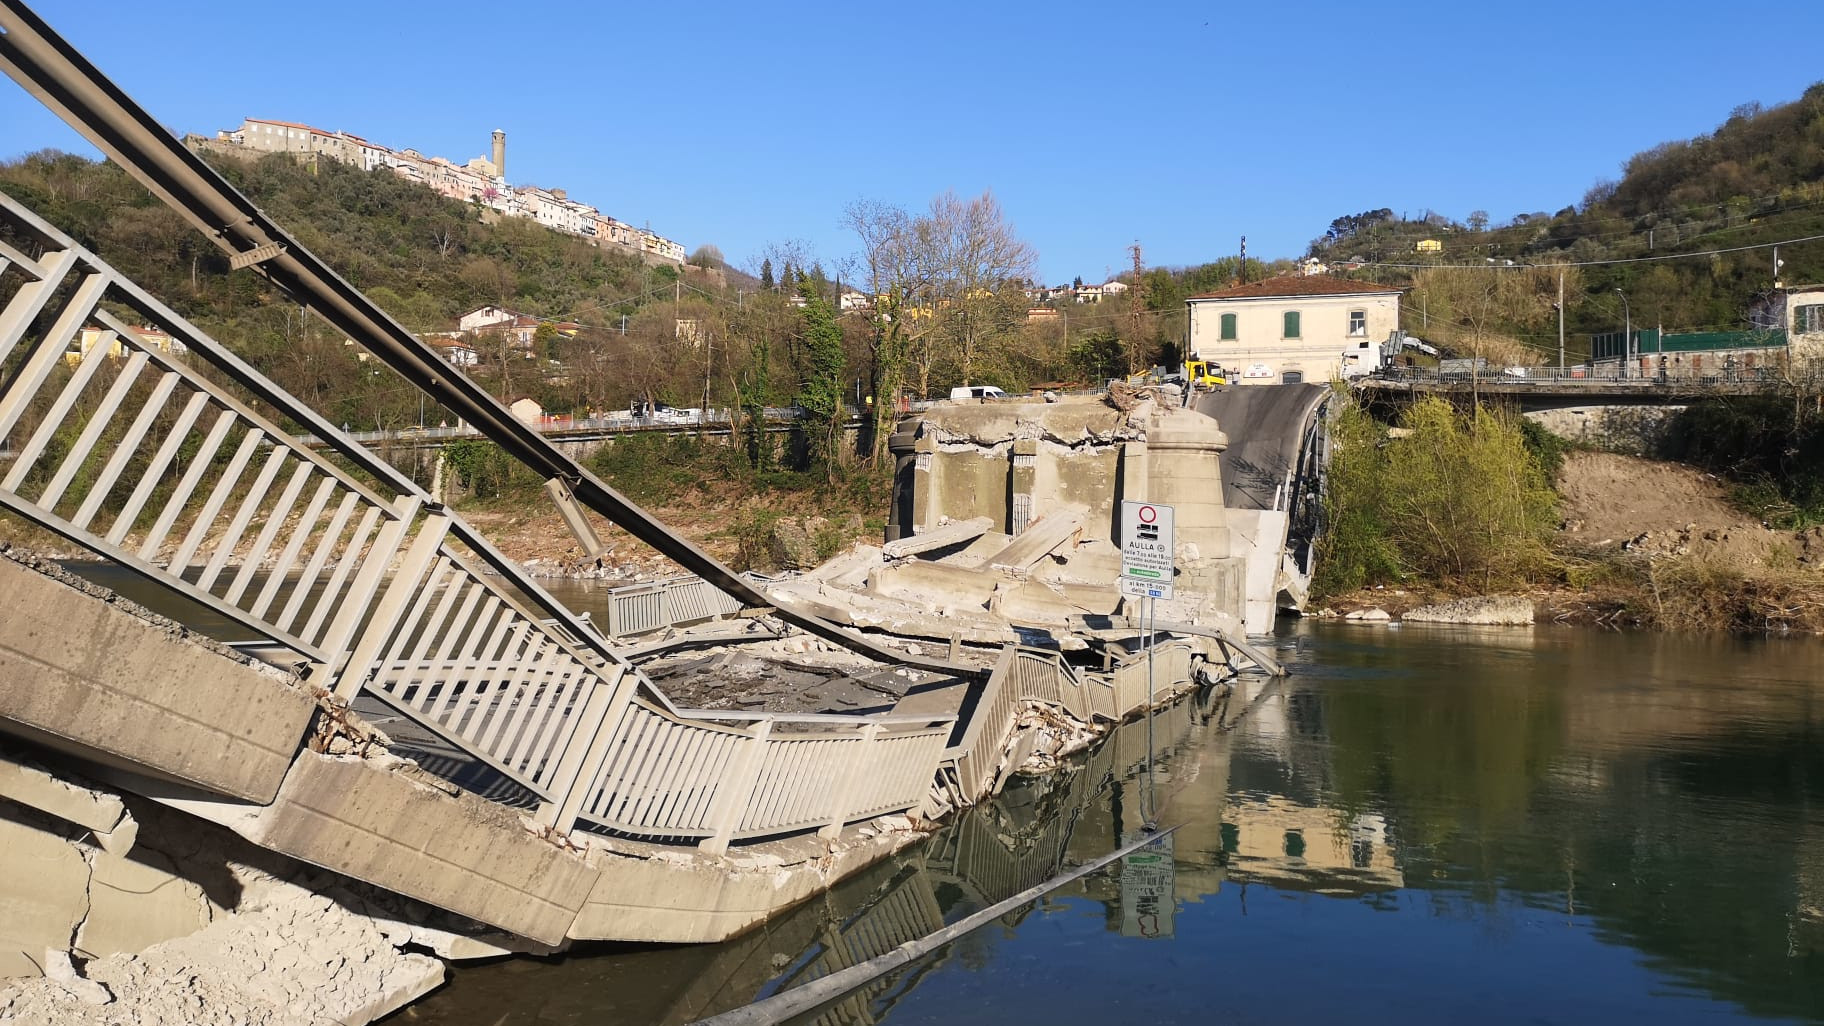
[1355,366,1809,412]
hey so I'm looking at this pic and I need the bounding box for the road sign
[1119,500,1174,601]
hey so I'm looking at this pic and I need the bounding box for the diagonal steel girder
[0,0,978,677]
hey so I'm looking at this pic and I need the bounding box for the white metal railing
[599,575,744,638]
[0,188,951,851]
[948,647,1111,801]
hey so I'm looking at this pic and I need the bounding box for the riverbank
[1316,451,1824,633]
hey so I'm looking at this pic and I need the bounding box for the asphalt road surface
[1194,383,1327,510]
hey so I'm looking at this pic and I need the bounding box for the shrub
[1313,396,1558,596]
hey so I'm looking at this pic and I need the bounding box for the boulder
[769,518,821,570]
[1403,595,1535,625]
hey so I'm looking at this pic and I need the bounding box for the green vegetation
[1659,397,1824,528]
[1313,396,1558,597]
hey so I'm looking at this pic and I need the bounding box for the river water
[393,617,1823,1026]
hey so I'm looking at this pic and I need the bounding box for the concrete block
[0,811,87,979]
[0,753,132,852]
[234,753,598,946]
[868,561,997,612]
[77,846,213,960]
[882,517,992,559]
[571,824,924,943]
[985,507,1085,575]
[0,556,316,803]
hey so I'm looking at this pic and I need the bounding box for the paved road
[1194,383,1327,510]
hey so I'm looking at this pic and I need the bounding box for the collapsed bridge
[0,0,1283,981]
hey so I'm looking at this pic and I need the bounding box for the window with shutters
[1220,312,1237,340]
[1283,310,1301,339]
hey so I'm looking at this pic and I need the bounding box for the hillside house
[458,306,519,333]
[1749,284,1824,366]
[1186,276,1402,384]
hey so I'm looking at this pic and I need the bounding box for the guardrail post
[698,717,773,856]
[537,665,635,834]
[819,722,882,840]
[329,506,450,701]
[604,589,624,638]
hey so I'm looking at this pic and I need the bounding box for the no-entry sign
[1119,500,1175,600]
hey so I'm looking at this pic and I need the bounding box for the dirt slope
[1556,452,1822,567]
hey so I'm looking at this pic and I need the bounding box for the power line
[1358,231,1824,271]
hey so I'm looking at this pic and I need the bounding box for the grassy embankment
[443,433,892,572]
[1312,393,1824,632]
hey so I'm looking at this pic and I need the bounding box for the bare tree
[845,189,1038,447]
[925,191,1037,388]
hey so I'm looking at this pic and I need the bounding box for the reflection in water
[402,621,1824,1026]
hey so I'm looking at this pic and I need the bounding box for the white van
[948,385,1008,402]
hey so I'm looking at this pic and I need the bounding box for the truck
[1185,359,1227,389]
[1340,331,1441,378]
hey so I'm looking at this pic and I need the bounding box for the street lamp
[1615,288,1631,378]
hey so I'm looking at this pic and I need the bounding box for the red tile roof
[1188,276,1403,301]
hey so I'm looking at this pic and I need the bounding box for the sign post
[1119,501,1175,828]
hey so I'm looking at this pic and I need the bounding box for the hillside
[1308,83,1824,362]
[0,149,694,430]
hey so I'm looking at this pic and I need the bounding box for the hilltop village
[189,118,686,265]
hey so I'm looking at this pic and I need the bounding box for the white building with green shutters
[1187,276,1403,385]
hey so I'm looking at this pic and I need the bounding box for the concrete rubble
[767,395,1253,657]
[0,765,446,1026]
[0,392,1288,1025]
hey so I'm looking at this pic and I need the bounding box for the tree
[533,321,560,361]
[1467,210,1490,232]
[920,190,1037,389]
[793,278,847,469]
[845,190,1036,414]
[760,257,774,291]
[688,243,725,268]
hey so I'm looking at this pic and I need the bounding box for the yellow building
[1414,239,1443,254]
[63,325,186,367]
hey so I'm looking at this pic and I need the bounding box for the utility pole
[1129,242,1146,373]
[1238,236,1247,285]
[1557,270,1565,373]
[1616,288,1631,378]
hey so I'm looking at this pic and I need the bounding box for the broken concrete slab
[986,507,1086,576]
[77,846,214,962]
[0,555,317,804]
[0,809,89,979]
[867,561,998,612]
[883,517,993,559]
[990,580,1123,624]
[806,544,883,589]
[192,751,602,947]
[0,752,135,854]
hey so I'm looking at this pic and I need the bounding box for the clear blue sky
[6,0,1823,287]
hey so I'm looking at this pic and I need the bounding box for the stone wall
[1524,405,1685,455]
